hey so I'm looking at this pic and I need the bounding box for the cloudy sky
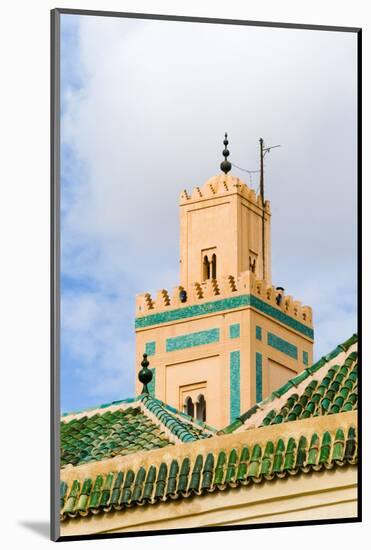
[60,14,357,413]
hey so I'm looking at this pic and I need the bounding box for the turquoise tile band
[256,352,263,402]
[148,368,156,396]
[230,351,241,422]
[166,328,220,352]
[268,332,298,359]
[145,341,156,356]
[135,294,313,339]
[229,323,240,339]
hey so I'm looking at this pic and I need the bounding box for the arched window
[211,254,217,279]
[184,396,194,418]
[196,394,206,422]
[203,255,210,281]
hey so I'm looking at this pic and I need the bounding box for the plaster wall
[136,302,313,428]
[179,180,271,287]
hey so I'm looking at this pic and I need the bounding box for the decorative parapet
[179,174,270,213]
[135,270,313,333]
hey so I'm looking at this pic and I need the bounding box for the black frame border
[51,8,362,543]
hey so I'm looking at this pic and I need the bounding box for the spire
[220,132,232,174]
[138,353,153,394]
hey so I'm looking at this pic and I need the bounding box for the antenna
[259,139,281,280]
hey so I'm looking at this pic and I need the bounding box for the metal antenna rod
[259,138,266,280]
[259,139,281,280]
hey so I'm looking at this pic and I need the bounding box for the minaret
[179,132,272,288]
[135,135,313,430]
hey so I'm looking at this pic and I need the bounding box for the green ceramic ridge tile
[218,419,243,435]
[220,334,358,434]
[141,395,213,442]
[61,424,358,521]
[339,333,358,351]
[61,397,139,418]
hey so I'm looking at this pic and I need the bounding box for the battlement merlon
[135,270,313,330]
[179,174,271,213]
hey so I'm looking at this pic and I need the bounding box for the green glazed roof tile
[61,424,358,522]
[61,395,215,469]
[220,335,358,434]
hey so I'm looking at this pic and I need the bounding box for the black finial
[220,132,232,174]
[138,353,153,394]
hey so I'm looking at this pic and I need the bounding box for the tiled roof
[60,422,357,521]
[61,395,215,469]
[220,334,358,434]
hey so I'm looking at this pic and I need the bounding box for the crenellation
[187,282,201,302]
[180,189,190,201]
[283,296,294,315]
[301,306,313,324]
[220,275,238,294]
[179,174,266,209]
[254,279,267,297]
[265,287,274,303]
[135,271,312,327]
[136,292,155,315]
[211,278,220,296]
[237,270,255,291]
[155,289,171,310]
[191,186,203,200]
[293,301,301,318]
[171,286,184,307]
[202,278,218,299]
[193,281,204,300]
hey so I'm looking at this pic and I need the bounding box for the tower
[135,136,314,429]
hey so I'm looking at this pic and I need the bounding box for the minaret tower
[135,135,314,430]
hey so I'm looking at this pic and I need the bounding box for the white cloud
[61,290,135,401]
[61,15,357,406]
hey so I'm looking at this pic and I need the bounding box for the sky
[60,14,357,413]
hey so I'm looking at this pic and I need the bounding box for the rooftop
[61,394,215,470]
[220,333,358,435]
[60,334,358,524]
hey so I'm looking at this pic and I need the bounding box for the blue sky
[60,14,357,414]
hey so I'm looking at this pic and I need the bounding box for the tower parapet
[135,270,312,329]
[179,174,269,212]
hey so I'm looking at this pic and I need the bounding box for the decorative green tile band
[135,294,313,339]
[166,328,220,352]
[230,351,240,422]
[145,341,156,356]
[256,352,263,402]
[256,325,262,340]
[303,350,309,365]
[268,332,298,359]
[229,323,240,339]
[148,368,156,396]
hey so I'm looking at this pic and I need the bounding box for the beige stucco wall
[135,174,313,429]
[136,301,313,429]
[179,175,271,286]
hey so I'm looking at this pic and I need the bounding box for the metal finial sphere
[220,132,232,174]
[138,353,153,394]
